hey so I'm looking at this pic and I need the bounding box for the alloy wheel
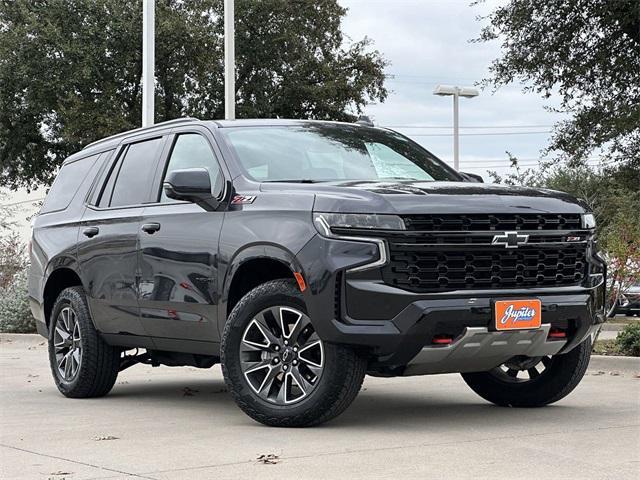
[54,306,82,381]
[240,306,324,405]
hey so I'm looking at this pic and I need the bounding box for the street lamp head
[433,84,479,98]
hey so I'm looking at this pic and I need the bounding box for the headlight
[313,213,405,237]
[581,213,596,229]
[312,213,399,273]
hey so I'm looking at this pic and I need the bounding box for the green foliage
[0,0,388,189]
[476,0,640,168]
[615,322,640,357]
[0,269,35,333]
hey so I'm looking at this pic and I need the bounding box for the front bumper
[297,234,606,374]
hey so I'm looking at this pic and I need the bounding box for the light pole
[224,0,235,120]
[142,0,155,127]
[433,85,479,171]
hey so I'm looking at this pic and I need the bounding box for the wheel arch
[43,267,84,328]
[222,244,304,319]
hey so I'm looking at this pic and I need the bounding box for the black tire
[461,338,592,407]
[221,279,366,427]
[48,286,120,398]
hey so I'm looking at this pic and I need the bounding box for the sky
[4,0,573,240]
[338,0,569,178]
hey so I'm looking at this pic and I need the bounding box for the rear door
[78,135,167,340]
[137,126,227,346]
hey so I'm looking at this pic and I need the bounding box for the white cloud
[339,0,569,178]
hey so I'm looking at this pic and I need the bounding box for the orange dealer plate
[494,299,542,331]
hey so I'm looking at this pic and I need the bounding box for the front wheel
[221,279,366,427]
[461,338,592,407]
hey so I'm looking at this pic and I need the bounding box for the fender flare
[217,242,306,323]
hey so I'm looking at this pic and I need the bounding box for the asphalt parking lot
[1,334,638,480]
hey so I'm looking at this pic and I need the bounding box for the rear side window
[98,137,164,208]
[40,153,101,214]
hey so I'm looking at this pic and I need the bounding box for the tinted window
[97,155,123,208]
[220,125,461,182]
[40,153,101,214]
[87,150,115,206]
[106,138,164,207]
[160,134,221,202]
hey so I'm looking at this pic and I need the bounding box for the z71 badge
[231,195,256,205]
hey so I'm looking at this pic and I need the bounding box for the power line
[406,131,552,137]
[458,158,613,168]
[383,124,555,129]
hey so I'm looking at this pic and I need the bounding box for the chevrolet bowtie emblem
[492,231,529,248]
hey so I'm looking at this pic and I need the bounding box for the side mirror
[460,171,484,183]
[163,168,221,211]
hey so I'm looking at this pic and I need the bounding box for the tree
[476,0,640,167]
[0,0,388,189]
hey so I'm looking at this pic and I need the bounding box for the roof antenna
[355,115,374,127]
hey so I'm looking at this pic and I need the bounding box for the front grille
[383,244,587,292]
[402,213,582,231]
[340,213,591,293]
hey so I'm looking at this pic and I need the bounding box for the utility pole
[142,0,155,127]
[224,0,235,120]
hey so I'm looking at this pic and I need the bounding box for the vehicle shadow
[336,388,576,430]
[105,372,584,430]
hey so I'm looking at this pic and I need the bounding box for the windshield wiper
[264,179,326,184]
[378,176,419,181]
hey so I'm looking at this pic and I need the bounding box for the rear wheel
[48,287,121,398]
[461,338,591,407]
[222,279,366,427]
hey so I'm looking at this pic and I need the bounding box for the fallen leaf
[609,371,621,376]
[183,387,199,396]
[92,435,119,441]
[49,471,72,476]
[256,454,280,465]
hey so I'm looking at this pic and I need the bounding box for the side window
[160,134,222,202]
[40,153,101,214]
[87,149,115,206]
[98,137,164,208]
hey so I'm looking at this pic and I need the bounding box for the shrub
[0,269,36,333]
[615,322,640,357]
[0,233,27,290]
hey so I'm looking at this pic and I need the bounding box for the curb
[601,323,624,332]
[588,355,640,376]
[0,333,42,343]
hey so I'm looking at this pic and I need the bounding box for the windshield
[220,124,461,182]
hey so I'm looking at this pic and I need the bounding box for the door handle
[82,227,99,238]
[141,223,161,234]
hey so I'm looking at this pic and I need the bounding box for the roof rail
[83,117,200,150]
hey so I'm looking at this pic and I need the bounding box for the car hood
[259,180,588,215]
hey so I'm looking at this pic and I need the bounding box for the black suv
[29,118,606,427]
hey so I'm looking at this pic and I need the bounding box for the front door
[138,131,226,344]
